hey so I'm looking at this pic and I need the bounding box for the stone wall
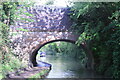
[10,32,78,64]
[9,5,78,65]
[10,5,72,32]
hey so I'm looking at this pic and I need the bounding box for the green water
[37,55,103,78]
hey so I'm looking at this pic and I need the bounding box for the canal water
[37,55,103,78]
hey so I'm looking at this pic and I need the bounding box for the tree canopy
[69,2,120,79]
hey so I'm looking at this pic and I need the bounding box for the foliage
[0,1,34,79]
[29,69,49,78]
[45,0,54,5]
[39,42,86,63]
[0,52,26,79]
[69,2,120,79]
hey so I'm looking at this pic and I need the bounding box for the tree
[69,2,120,79]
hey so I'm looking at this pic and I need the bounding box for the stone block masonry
[10,5,78,66]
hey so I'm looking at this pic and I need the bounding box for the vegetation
[69,2,120,79]
[0,0,119,79]
[29,69,49,78]
[0,1,33,79]
[39,42,86,64]
[45,0,54,5]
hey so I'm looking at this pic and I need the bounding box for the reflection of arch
[30,39,94,70]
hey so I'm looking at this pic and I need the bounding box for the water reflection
[37,55,103,78]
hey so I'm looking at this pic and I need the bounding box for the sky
[33,0,69,7]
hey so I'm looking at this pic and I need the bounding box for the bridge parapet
[10,5,72,32]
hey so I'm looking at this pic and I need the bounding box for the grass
[29,69,50,78]
[0,53,26,79]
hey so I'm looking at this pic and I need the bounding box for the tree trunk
[81,42,94,70]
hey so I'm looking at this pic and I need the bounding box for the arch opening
[30,39,94,70]
[30,39,75,66]
[36,41,87,65]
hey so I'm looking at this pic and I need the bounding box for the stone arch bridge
[10,5,94,69]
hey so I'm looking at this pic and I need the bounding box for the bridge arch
[30,39,75,66]
[30,39,94,70]
[9,5,94,70]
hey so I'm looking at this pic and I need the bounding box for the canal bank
[5,62,51,78]
[5,55,109,79]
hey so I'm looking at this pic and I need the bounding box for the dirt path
[7,67,50,78]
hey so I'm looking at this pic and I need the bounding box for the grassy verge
[0,53,26,79]
[29,69,50,78]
